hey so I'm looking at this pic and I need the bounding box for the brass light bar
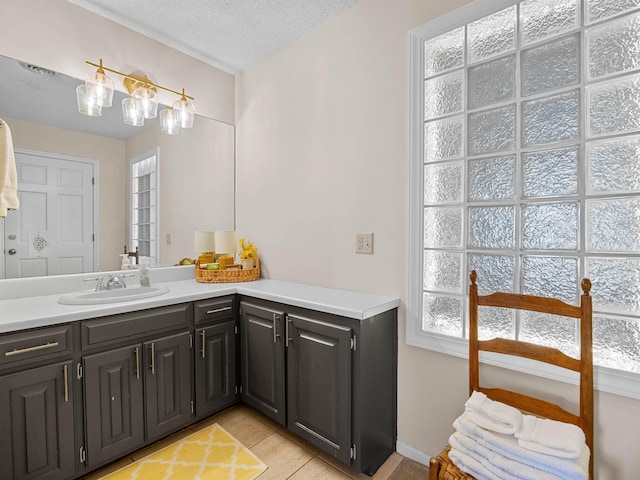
[85,59,194,100]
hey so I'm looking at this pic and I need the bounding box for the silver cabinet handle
[63,364,69,402]
[5,341,59,357]
[150,342,155,374]
[273,313,280,344]
[135,347,140,380]
[206,306,231,314]
[273,314,276,343]
[285,315,290,348]
[201,330,206,358]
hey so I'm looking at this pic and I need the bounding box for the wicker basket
[430,445,475,480]
[195,257,260,283]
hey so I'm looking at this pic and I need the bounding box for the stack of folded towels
[448,391,590,480]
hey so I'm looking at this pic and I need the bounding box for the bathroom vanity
[0,271,399,480]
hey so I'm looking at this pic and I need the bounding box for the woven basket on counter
[195,257,260,283]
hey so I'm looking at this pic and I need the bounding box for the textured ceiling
[68,0,363,73]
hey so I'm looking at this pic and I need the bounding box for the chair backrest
[468,270,593,479]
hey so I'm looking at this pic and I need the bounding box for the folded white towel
[450,432,566,480]
[515,415,586,459]
[453,413,589,479]
[449,445,504,480]
[465,390,523,434]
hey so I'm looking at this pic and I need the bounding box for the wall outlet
[166,233,172,245]
[355,233,373,254]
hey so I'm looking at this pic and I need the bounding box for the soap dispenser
[120,254,131,270]
[139,257,151,287]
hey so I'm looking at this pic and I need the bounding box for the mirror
[0,54,235,278]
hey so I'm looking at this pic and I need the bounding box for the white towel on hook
[465,390,523,434]
[0,119,19,217]
[515,415,586,459]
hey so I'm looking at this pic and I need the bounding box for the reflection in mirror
[0,54,235,279]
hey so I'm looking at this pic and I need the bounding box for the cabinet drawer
[0,325,73,368]
[194,296,235,325]
[82,303,190,350]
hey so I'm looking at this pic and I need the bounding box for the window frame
[407,0,640,399]
[129,148,160,265]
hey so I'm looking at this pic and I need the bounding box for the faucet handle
[120,273,135,287]
[84,276,106,291]
[109,273,135,288]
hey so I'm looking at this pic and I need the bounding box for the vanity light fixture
[84,58,114,108]
[174,89,195,128]
[77,59,195,134]
[159,107,180,135]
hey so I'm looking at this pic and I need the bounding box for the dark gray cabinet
[81,305,192,469]
[144,331,192,441]
[239,298,397,475]
[0,360,75,480]
[194,296,238,418]
[0,288,396,479]
[239,301,286,425]
[287,313,352,464]
[83,345,144,468]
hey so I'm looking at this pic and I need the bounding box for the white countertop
[0,270,400,333]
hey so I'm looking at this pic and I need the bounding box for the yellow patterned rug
[100,424,267,480]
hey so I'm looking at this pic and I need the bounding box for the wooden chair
[429,270,594,480]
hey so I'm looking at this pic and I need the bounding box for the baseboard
[396,441,432,467]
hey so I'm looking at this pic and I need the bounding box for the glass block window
[130,151,158,263]
[415,0,640,373]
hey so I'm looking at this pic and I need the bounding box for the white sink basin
[58,285,170,305]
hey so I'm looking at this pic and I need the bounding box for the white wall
[126,118,235,265]
[235,0,640,478]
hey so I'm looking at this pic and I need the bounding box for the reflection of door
[4,151,95,278]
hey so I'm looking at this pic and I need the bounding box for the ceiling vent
[19,61,58,76]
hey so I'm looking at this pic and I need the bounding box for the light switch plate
[356,233,373,254]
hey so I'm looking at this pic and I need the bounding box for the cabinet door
[240,301,286,425]
[84,345,144,468]
[144,331,191,440]
[287,314,352,465]
[195,321,237,417]
[0,361,75,480]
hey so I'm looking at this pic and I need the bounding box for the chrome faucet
[106,273,135,289]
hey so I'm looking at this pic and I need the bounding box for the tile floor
[83,404,430,479]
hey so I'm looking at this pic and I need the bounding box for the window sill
[406,328,640,400]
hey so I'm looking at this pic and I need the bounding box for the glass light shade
[173,96,195,128]
[214,231,237,255]
[194,231,215,252]
[76,85,102,117]
[160,108,180,135]
[84,70,114,107]
[121,97,144,126]
[133,86,158,119]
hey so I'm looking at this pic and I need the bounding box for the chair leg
[429,457,441,480]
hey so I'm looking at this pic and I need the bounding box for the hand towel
[515,415,586,459]
[449,445,504,480]
[453,413,589,479]
[465,390,523,434]
[0,119,19,217]
[450,431,567,480]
